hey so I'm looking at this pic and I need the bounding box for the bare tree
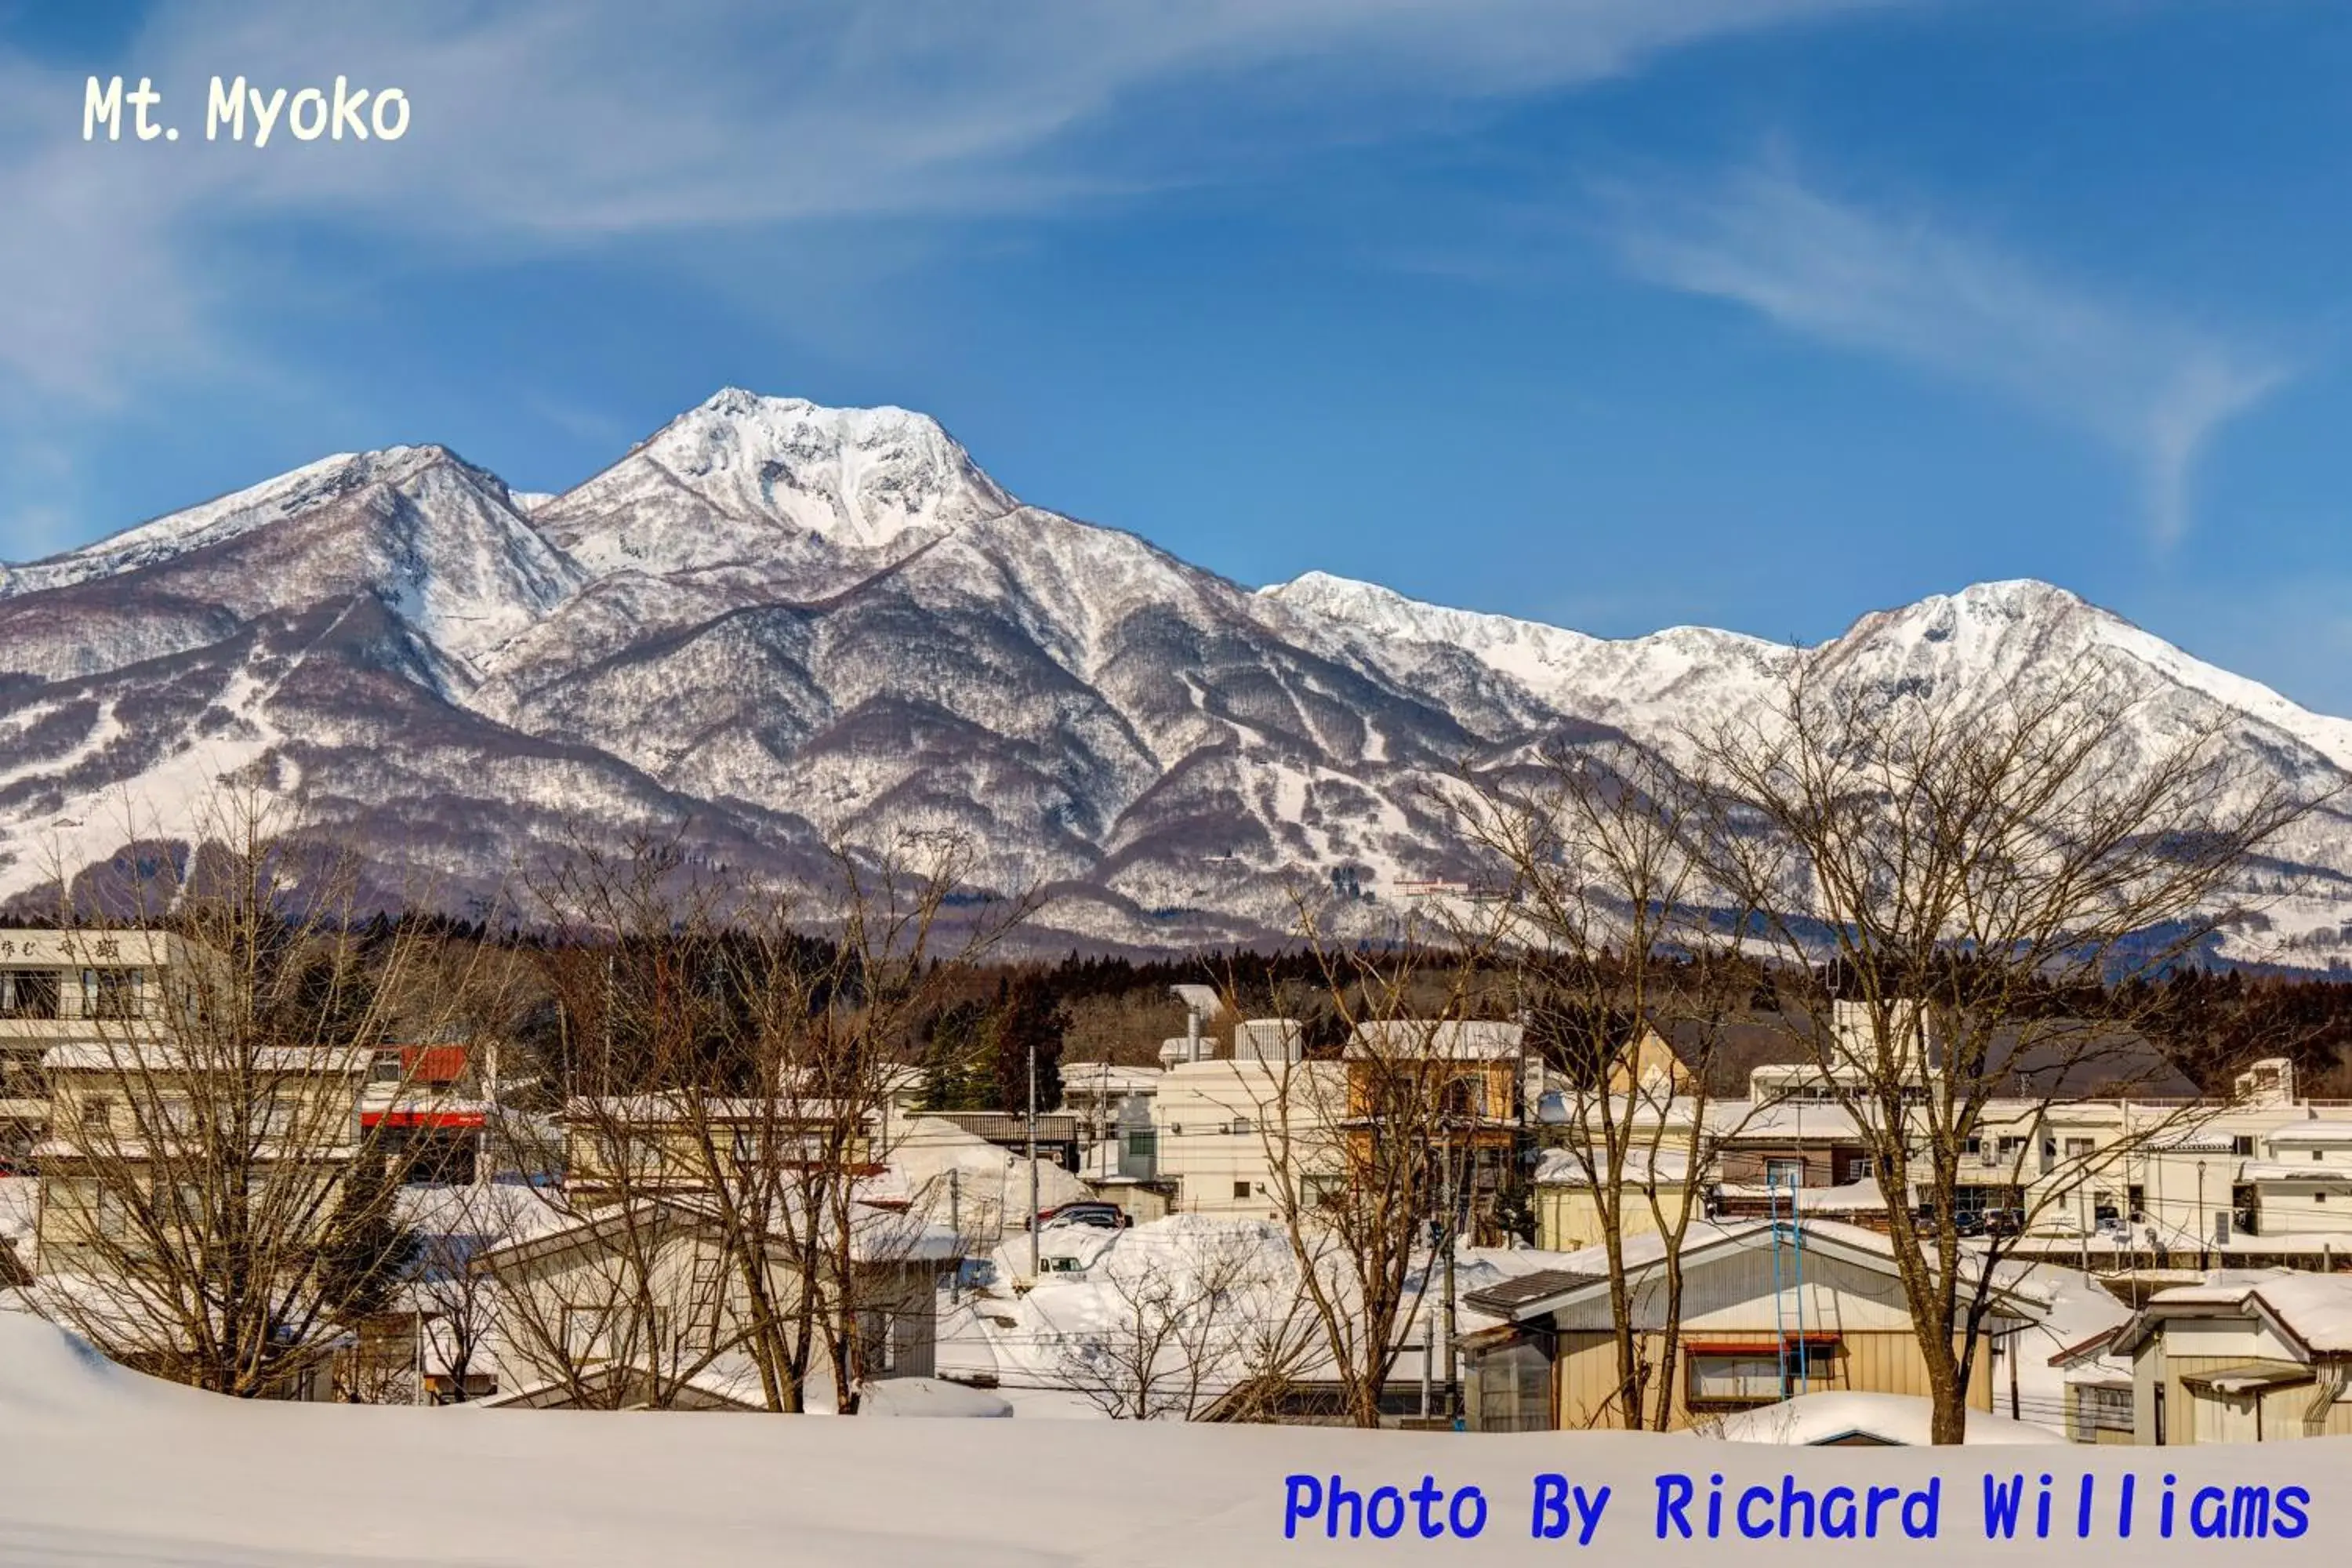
[1046,1222,1300,1419]
[1453,739,1758,1429]
[407,1179,540,1403]
[1696,661,2325,1443]
[1237,912,1501,1428]
[503,823,1029,1412]
[29,789,503,1398]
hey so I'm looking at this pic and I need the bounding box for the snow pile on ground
[1700,1391,2070,1446]
[856,1377,1013,1417]
[0,1310,201,1416]
[5,1335,2343,1568]
[942,1215,1307,1417]
[938,1219,1606,1418]
[11,1304,2352,1566]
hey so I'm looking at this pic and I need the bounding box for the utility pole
[949,1167,962,1306]
[1442,1139,1460,1424]
[1419,1310,1433,1420]
[1027,1030,1040,1283]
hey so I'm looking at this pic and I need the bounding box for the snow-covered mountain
[3,389,2347,958]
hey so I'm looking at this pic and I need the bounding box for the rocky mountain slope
[3,390,2347,959]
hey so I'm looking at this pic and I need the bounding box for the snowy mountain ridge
[2,390,2347,960]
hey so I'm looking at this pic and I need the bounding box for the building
[0,930,183,1171]
[2111,1271,2352,1443]
[1057,1060,1162,1172]
[1533,1145,1697,1253]
[1457,1218,2047,1432]
[1342,1020,1526,1243]
[1152,1057,1339,1220]
[472,1193,960,1409]
[361,1042,496,1184]
[34,1040,372,1272]
[560,1095,881,1207]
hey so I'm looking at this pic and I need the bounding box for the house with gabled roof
[2111,1270,2352,1443]
[470,1190,961,1410]
[1457,1218,2046,1432]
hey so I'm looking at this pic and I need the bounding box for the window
[80,968,141,1020]
[79,1098,112,1130]
[559,1305,605,1361]
[2316,1150,2327,1163]
[1472,1340,1552,1432]
[2128,1184,2147,1221]
[94,1188,132,1241]
[1232,1181,1253,1200]
[0,971,60,1020]
[2233,1136,2256,1157]
[2063,1138,2095,1160]
[1763,1158,1804,1190]
[858,1310,898,1374]
[1688,1353,1784,1405]
[2069,1385,2134,1442]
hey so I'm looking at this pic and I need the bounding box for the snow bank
[856,1377,1013,1417]
[2,1360,2339,1567]
[0,1310,199,1415]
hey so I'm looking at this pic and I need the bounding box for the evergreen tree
[991,973,1068,1113]
[316,1153,422,1321]
[914,1000,993,1111]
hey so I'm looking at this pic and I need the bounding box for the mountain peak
[0,443,521,599]
[539,390,1016,570]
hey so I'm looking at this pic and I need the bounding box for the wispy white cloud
[0,0,1911,408]
[1602,158,2288,547]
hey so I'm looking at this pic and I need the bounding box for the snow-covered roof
[41,1044,369,1073]
[1703,1391,2068,1446]
[1717,1103,1866,1142]
[2242,1162,2352,1182]
[1715,1178,1888,1214]
[2263,1122,2352,1148]
[1465,1217,2047,1325]
[1532,1145,1692,1187]
[2241,1273,2352,1355]
[868,1116,1091,1218]
[476,1192,964,1272]
[561,1094,868,1124]
[2145,1131,2240,1153]
[1345,1020,1523,1059]
[2122,1269,2352,1359]
[856,1377,1012,1417]
[1056,1063,1163,1095]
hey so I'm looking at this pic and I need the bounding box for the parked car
[1039,1201,1131,1230]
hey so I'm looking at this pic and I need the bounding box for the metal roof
[1461,1268,1602,1318]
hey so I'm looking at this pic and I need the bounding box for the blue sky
[5,1,2352,707]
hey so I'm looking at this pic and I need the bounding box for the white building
[0,931,181,1170]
